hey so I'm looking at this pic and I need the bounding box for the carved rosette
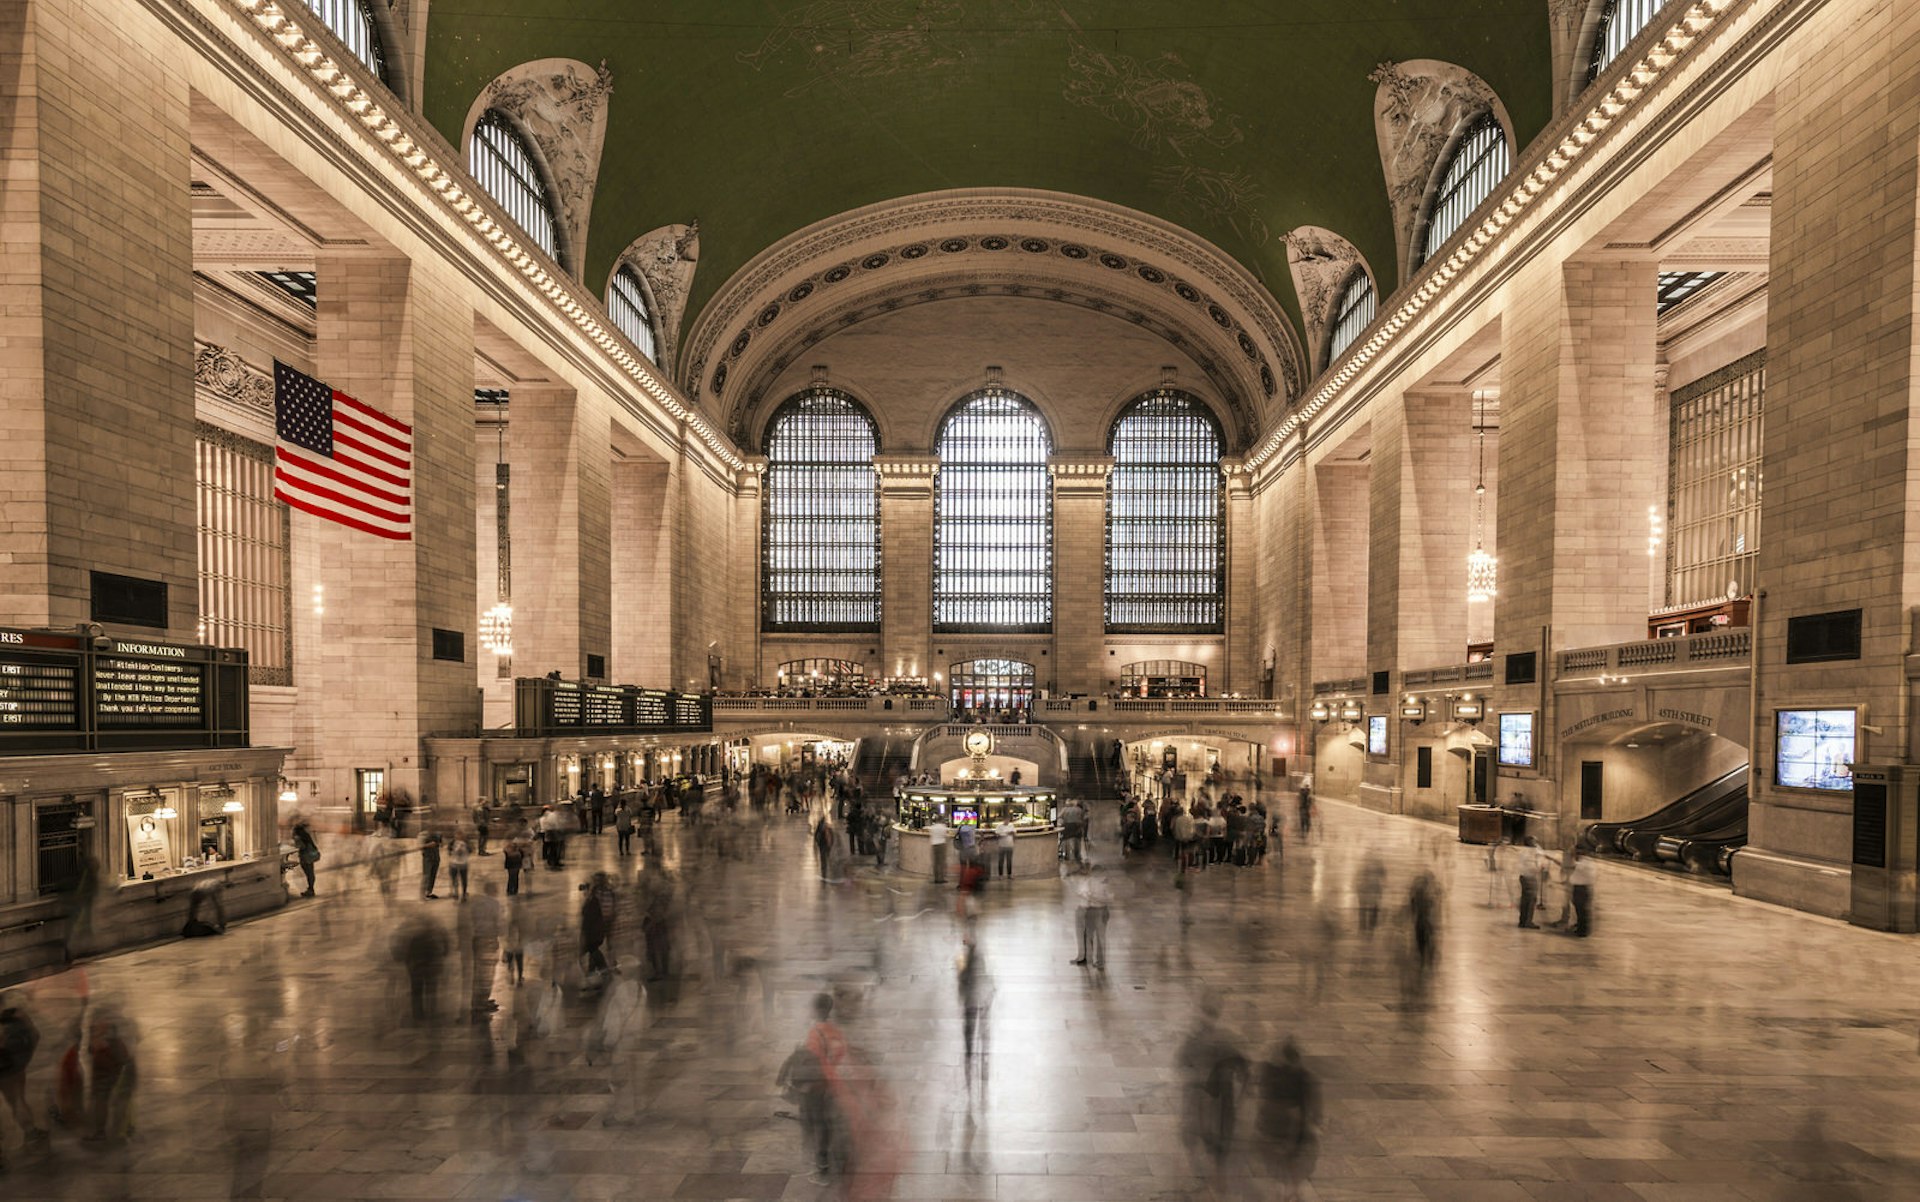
[1370,59,1505,283]
[471,58,614,276]
[1283,227,1370,371]
[194,342,275,418]
[613,223,700,375]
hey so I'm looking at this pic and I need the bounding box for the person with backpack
[777,993,848,1186]
[0,997,50,1168]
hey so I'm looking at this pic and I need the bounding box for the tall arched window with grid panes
[762,389,881,631]
[607,266,659,363]
[1105,390,1224,633]
[1326,267,1377,366]
[469,111,560,264]
[1588,0,1666,83]
[304,0,388,83]
[1418,113,1510,268]
[934,389,1053,632]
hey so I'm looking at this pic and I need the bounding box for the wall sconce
[1338,700,1363,723]
[222,799,246,813]
[1453,694,1484,723]
[1399,696,1428,724]
[1309,701,1331,723]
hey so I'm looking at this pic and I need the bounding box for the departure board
[583,686,627,726]
[633,689,670,725]
[672,693,706,727]
[513,678,710,736]
[0,655,81,730]
[95,657,207,727]
[550,684,583,726]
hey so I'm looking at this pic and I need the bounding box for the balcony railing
[712,695,949,717]
[1555,628,1752,678]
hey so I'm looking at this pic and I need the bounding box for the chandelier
[479,396,513,658]
[480,601,514,657]
[1467,390,1497,603]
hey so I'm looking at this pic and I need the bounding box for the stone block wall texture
[0,0,199,636]
[610,452,673,688]
[1223,468,1257,695]
[1310,461,1369,684]
[670,447,737,692]
[1050,465,1110,695]
[877,459,935,680]
[1495,258,1659,655]
[1745,0,1920,892]
[509,387,612,679]
[294,254,475,806]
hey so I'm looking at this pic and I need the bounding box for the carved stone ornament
[1547,0,1600,116]
[194,342,274,417]
[1369,59,1503,283]
[1283,227,1369,371]
[473,58,614,275]
[615,222,700,374]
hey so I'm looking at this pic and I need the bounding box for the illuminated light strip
[231,0,740,468]
[1248,0,1741,473]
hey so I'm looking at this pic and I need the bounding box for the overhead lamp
[1467,391,1498,602]
[1454,694,1484,723]
[1339,700,1363,723]
[1310,701,1331,723]
[1399,696,1428,724]
[223,799,246,813]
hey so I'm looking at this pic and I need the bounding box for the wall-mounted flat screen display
[1498,712,1534,768]
[1775,708,1856,791]
[1366,715,1387,757]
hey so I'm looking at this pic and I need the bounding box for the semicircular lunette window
[1105,390,1223,633]
[1326,268,1377,365]
[305,0,388,83]
[935,390,1053,632]
[1419,112,1510,269]
[607,265,658,363]
[469,111,559,263]
[762,389,881,631]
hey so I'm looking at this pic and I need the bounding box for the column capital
[1048,455,1114,497]
[1221,457,1254,498]
[874,453,938,498]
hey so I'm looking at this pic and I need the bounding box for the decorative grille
[196,430,291,684]
[608,266,658,363]
[1106,390,1223,632]
[934,390,1052,632]
[762,389,880,631]
[1419,114,1510,268]
[470,111,559,262]
[1667,351,1765,608]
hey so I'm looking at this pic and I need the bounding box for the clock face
[964,730,993,757]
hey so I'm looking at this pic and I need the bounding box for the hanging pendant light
[1467,390,1497,602]
[480,396,514,657]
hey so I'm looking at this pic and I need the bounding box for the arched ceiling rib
[422,1,1553,346]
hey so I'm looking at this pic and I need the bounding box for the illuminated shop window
[934,390,1053,632]
[1106,390,1223,633]
[762,389,881,631]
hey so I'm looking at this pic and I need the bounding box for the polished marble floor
[2,799,1919,1201]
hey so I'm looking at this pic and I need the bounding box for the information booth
[892,729,1062,878]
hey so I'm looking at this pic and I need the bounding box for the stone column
[1309,459,1369,685]
[874,455,937,681]
[1740,0,1920,918]
[1367,390,1473,675]
[0,0,198,635]
[729,460,766,688]
[1221,458,1256,695]
[508,387,612,680]
[1049,455,1113,696]
[296,254,476,811]
[609,446,675,687]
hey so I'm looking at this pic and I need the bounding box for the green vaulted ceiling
[425,1,1553,343]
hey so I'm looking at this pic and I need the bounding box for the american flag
[272,360,413,540]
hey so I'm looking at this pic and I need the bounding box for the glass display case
[895,787,1057,830]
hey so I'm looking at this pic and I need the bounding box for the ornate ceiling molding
[1284,227,1372,374]
[462,57,614,279]
[1370,59,1511,285]
[684,189,1305,448]
[610,223,699,376]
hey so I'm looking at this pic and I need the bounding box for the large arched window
[607,266,658,363]
[934,389,1052,631]
[305,0,387,82]
[762,389,881,631]
[1418,113,1510,268]
[1105,390,1224,632]
[469,111,559,262]
[1588,0,1666,82]
[1326,268,1377,365]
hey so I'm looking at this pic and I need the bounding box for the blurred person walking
[419,828,443,900]
[502,831,528,896]
[1355,853,1386,935]
[446,832,472,901]
[0,996,50,1169]
[1071,867,1111,969]
[1178,997,1247,1180]
[465,881,503,1017]
[778,993,849,1185]
[993,815,1017,878]
[290,815,320,897]
[472,801,492,855]
[1256,1038,1322,1201]
[1515,836,1544,928]
[1569,851,1596,937]
[393,914,450,1022]
[956,938,993,1077]
[614,800,634,856]
[927,815,950,884]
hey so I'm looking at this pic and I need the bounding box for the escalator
[1580,765,1748,875]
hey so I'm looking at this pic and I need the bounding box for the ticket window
[493,763,534,807]
[196,785,253,864]
[122,789,185,882]
[39,794,99,895]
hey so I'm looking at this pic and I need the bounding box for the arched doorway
[1118,659,1209,697]
[949,658,1035,720]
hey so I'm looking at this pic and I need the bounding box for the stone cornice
[1246,0,1756,482]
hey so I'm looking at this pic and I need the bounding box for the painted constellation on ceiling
[739,0,972,97]
[1061,34,1245,158]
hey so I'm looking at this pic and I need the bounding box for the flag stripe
[332,389,412,436]
[275,447,411,507]
[274,467,413,524]
[276,490,413,540]
[287,438,410,490]
[332,408,412,452]
[332,429,410,471]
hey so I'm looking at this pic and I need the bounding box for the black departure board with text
[0,628,248,753]
[513,678,710,737]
